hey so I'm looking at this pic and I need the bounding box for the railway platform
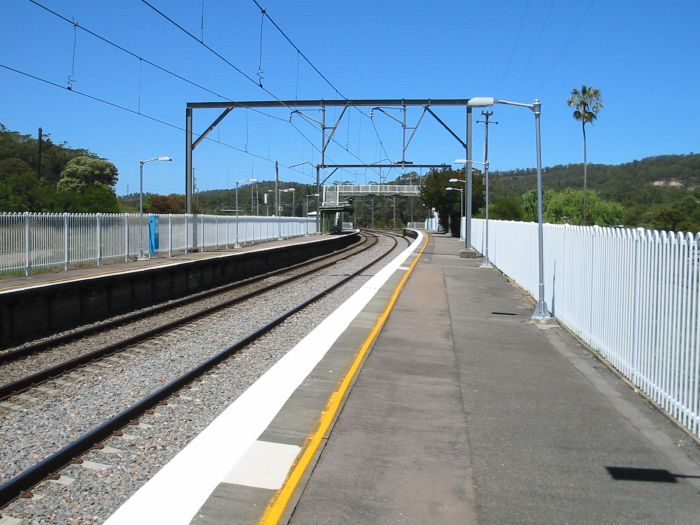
[0,234,323,294]
[102,232,700,524]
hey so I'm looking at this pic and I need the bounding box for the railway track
[0,230,403,510]
[0,233,380,398]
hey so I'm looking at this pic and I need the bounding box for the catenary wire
[0,63,313,177]
[27,0,288,124]
[538,0,596,89]
[496,0,531,96]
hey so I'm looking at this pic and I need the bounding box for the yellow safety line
[258,233,429,525]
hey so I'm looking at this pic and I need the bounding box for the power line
[513,0,556,93]
[496,0,531,96]
[140,0,337,160]
[28,0,373,177]
[26,0,289,124]
[251,0,347,100]
[538,0,596,89]
[0,63,312,177]
[250,0,378,159]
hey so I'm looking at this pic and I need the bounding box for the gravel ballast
[0,233,408,524]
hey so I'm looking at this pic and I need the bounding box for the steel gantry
[185,98,475,247]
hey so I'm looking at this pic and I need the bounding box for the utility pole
[477,110,498,267]
[275,161,281,239]
[37,128,43,180]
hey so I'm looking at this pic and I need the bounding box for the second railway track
[0,232,380,397]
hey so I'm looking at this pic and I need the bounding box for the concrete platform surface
[285,233,700,524]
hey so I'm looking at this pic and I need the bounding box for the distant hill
[491,153,700,205]
[486,153,700,232]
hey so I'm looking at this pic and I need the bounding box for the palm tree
[567,85,603,224]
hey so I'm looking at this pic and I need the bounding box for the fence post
[215,216,219,250]
[96,213,102,266]
[631,228,642,383]
[124,214,129,262]
[63,213,69,271]
[24,212,30,276]
[184,215,189,254]
[168,214,172,257]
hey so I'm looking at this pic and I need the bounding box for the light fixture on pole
[455,161,492,268]
[453,159,488,248]
[280,188,296,217]
[264,190,274,216]
[138,156,171,260]
[305,192,319,235]
[446,187,463,226]
[467,96,549,320]
[234,178,256,248]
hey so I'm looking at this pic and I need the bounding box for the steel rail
[0,231,401,508]
[0,234,377,399]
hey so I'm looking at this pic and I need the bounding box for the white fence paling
[0,212,317,276]
[471,218,700,439]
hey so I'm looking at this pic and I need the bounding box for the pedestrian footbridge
[322,184,420,205]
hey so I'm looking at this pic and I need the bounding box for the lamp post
[290,161,319,232]
[235,178,256,248]
[467,96,549,320]
[264,190,274,216]
[281,188,296,217]
[305,192,319,235]
[448,177,466,234]
[446,187,463,229]
[139,156,171,260]
[453,159,488,260]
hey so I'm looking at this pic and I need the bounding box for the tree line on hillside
[0,124,120,212]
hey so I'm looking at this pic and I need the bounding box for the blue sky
[1,0,698,196]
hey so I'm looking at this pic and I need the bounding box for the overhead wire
[26,0,288,124]
[513,0,556,94]
[0,63,313,178]
[251,0,383,162]
[496,0,530,96]
[538,0,596,89]
[28,0,375,178]
[139,1,317,147]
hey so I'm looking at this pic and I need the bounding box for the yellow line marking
[258,234,429,525]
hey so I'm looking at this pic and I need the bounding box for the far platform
[0,234,324,294]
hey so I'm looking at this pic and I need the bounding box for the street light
[139,156,171,260]
[281,188,296,217]
[446,187,463,227]
[305,192,319,235]
[235,178,256,248]
[264,190,274,216]
[454,158,491,268]
[467,96,549,320]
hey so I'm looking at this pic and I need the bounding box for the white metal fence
[0,212,317,276]
[471,219,700,438]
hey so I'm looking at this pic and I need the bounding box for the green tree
[57,156,118,191]
[567,85,604,224]
[490,195,523,220]
[522,188,623,226]
[0,171,53,211]
[54,184,120,213]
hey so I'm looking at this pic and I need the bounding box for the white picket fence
[0,212,317,276]
[471,219,700,438]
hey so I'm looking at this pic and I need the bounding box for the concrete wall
[0,233,359,347]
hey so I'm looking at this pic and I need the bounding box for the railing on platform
[471,219,700,439]
[0,212,316,276]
